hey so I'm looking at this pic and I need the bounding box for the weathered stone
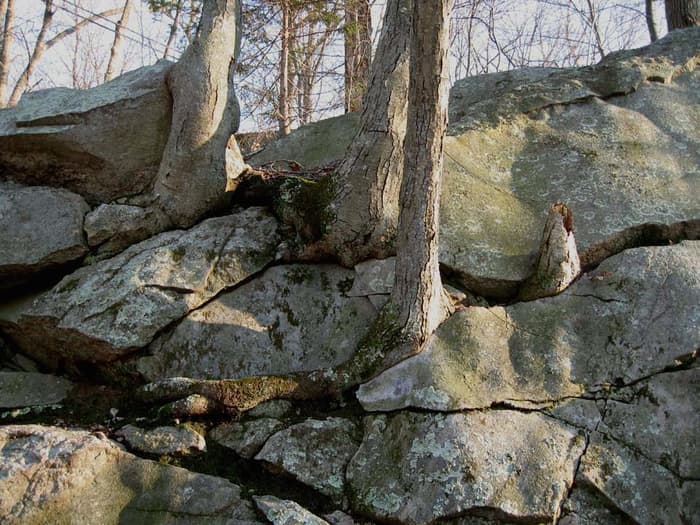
[136,264,376,381]
[256,417,360,502]
[84,203,160,256]
[357,243,700,411]
[254,495,329,525]
[0,62,173,203]
[247,399,293,418]
[578,432,684,524]
[348,257,395,297]
[0,372,72,408]
[0,184,89,290]
[210,418,285,459]
[1,208,280,369]
[115,424,206,456]
[559,482,636,525]
[0,425,261,524]
[347,411,584,524]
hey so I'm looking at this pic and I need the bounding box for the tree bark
[104,0,135,82]
[152,0,247,228]
[278,1,292,136]
[163,0,184,60]
[646,0,659,41]
[390,0,454,344]
[0,0,14,108]
[322,0,412,266]
[665,0,699,29]
[344,0,371,113]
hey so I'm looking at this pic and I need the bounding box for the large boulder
[0,425,261,524]
[249,28,700,298]
[0,184,89,290]
[136,264,376,381]
[0,62,173,203]
[0,208,280,370]
[357,242,700,411]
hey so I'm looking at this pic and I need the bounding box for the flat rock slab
[0,63,173,203]
[115,424,206,456]
[0,372,72,408]
[358,242,700,411]
[347,411,584,524]
[0,425,261,524]
[256,417,360,502]
[254,495,330,525]
[1,208,280,369]
[210,417,285,459]
[137,264,376,381]
[0,184,89,290]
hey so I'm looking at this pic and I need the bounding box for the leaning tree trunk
[322,0,412,267]
[104,0,135,82]
[390,0,454,345]
[0,0,15,108]
[665,0,699,29]
[153,0,247,228]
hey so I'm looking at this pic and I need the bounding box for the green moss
[286,266,313,284]
[268,318,284,351]
[337,277,354,295]
[171,246,186,263]
[57,278,81,294]
[273,174,337,242]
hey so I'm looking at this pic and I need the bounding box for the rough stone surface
[347,411,584,524]
[247,399,293,419]
[256,417,360,502]
[254,495,330,525]
[348,258,395,297]
[0,425,261,524]
[115,424,206,456]
[0,184,89,290]
[84,203,160,256]
[137,264,376,381]
[0,62,173,203]
[1,208,280,368]
[358,242,700,411]
[0,372,72,408]
[210,417,285,459]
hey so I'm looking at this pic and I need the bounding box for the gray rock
[0,372,72,408]
[254,495,329,525]
[0,425,261,524]
[0,62,173,203]
[210,418,285,459]
[357,243,700,411]
[348,258,395,297]
[256,417,360,502]
[347,411,584,524]
[578,432,684,525]
[0,184,89,290]
[84,203,159,256]
[137,264,376,381]
[116,424,206,456]
[559,482,634,525]
[247,399,293,419]
[2,208,280,369]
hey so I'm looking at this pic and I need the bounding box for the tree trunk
[152,0,246,228]
[322,0,412,266]
[278,1,292,136]
[665,0,699,29]
[344,0,371,113]
[163,0,184,60]
[646,0,659,41]
[0,0,14,107]
[390,0,454,345]
[104,0,135,82]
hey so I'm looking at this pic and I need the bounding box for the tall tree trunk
[665,0,699,29]
[0,0,15,107]
[646,0,659,41]
[104,0,135,82]
[152,0,246,228]
[278,1,292,136]
[163,0,183,60]
[344,0,371,113]
[322,0,412,266]
[390,0,454,344]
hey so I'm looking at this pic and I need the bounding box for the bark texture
[665,0,699,29]
[153,0,246,228]
[324,0,412,266]
[518,203,581,301]
[278,1,292,136]
[104,0,135,82]
[344,0,371,113]
[390,0,454,343]
[0,0,14,107]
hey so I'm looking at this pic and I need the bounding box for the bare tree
[104,0,136,82]
[665,0,699,28]
[0,0,15,107]
[278,0,293,135]
[646,0,660,41]
[344,0,371,112]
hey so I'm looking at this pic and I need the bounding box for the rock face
[0,425,261,524]
[0,372,72,408]
[1,208,280,369]
[358,242,700,411]
[211,417,285,459]
[256,417,360,502]
[347,411,584,524]
[254,495,330,525]
[115,424,206,456]
[0,184,89,290]
[0,62,173,203]
[136,264,376,381]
